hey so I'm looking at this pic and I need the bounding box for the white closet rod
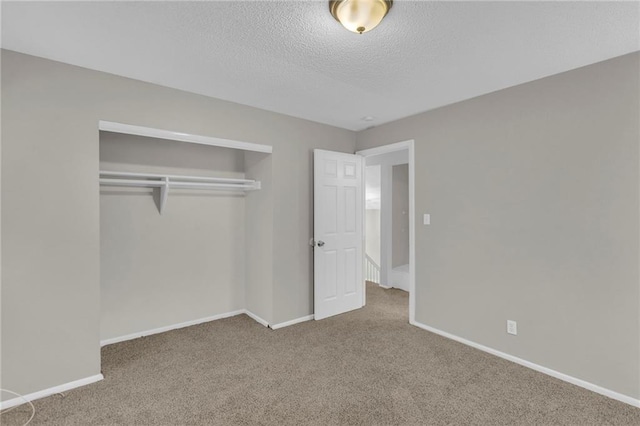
[99,178,258,191]
[99,170,260,214]
[100,170,254,184]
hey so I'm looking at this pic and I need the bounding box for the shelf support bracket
[159,177,170,214]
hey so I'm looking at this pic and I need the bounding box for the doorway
[357,141,415,323]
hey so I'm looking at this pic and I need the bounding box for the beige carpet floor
[3,282,640,425]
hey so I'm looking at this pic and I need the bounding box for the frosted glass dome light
[329,0,393,34]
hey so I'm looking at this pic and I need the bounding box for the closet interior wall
[99,132,247,341]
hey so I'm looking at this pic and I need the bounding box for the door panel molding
[314,149,364,320]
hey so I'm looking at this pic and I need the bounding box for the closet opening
[97,122,273,361]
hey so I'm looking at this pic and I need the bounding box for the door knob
[317,240,325,247]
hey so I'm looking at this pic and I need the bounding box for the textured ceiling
[2,1,639,131]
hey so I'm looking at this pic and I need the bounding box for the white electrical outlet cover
[507,320,517,335]
[423,213,430,225]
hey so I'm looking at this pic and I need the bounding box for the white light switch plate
[423,214,430,225]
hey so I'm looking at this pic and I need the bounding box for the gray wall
[1,49,355,399]
[99,133,246,341]
[357,53,640,399]
[392,164,409,268]
[244,152,273,323]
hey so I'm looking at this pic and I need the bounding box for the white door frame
[356,140,416,324]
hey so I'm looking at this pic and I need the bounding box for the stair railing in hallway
[365,254,380,284]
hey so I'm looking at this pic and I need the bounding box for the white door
[314,149,363,320]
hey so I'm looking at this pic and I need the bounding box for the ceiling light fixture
[329,0,393,34]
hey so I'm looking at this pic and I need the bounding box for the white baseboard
[378,284,392,289]
[0,374,104,410]
[100,310,245,346]
[243,309,269,327]
[410,320,640,408]
[270,314,314,330]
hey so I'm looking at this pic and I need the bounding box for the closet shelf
[99,170,260,214]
